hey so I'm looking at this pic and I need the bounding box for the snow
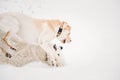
[0,0,120,80]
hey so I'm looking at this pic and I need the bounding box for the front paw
[45,53,57,67]
[45,53,64,67]
[5,53,12,58]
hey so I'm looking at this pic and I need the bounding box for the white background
[0,0,120,80]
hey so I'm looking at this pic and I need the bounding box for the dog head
[53,44,65,66]
[56,21,72,44]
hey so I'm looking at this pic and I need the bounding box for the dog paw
[45,53,57,67]
[5,53,12,58]
[45,53,64,67]
[54,53,65,67]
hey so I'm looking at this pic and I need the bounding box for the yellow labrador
[0,12,71,66]
[0,12,71,44]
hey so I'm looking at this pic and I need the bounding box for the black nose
[60,46,63,50]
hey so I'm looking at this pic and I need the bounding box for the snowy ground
[0,0,120,80]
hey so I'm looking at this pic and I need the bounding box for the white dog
[0,12,71,66]
[0,29,64,67]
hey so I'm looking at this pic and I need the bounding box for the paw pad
[5,53,12,58]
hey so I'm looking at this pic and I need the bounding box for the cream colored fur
[0,12,71,67]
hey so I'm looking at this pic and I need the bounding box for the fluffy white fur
[0,30,64,67]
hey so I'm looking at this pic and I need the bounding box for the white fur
[0,31,64,67]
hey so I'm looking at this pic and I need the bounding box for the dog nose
[70,40,72,42]
[60,46,63,50]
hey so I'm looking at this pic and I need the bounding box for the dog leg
[2,31,16,51]
[39,42,56,66]
[45,49,64,67]
[45,52,58,66]
[0,46,6,54]
[0,46,12,58]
